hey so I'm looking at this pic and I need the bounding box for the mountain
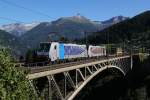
[21,15,128,49]
[20,15,99,49]
[0,22,40,37]
[102,16,129,25]
[0,15,128,38]
[87,11,150,49]
[0,29,24,56]
[0,15,129,57]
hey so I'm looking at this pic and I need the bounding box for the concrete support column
[47,76,52,100]
[131,55,133,69]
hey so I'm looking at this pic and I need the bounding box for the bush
[0,48,36,100]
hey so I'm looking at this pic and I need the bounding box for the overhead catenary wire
[0,16,24,23]
[0,0,52,19]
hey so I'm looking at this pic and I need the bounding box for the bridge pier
[29,80,39,100]
[131,55,133,69]
[47,76,52,100]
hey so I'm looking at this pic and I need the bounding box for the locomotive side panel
[59,43,65,60]
[63,44,88,59]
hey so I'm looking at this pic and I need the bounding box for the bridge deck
[26,55,130,79]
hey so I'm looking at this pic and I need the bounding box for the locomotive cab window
[54,45,57,50]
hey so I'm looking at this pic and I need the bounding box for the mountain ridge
[20,15,127,49]
[0,15,128,37]
[0,15,129,56]
[87,11,150,49]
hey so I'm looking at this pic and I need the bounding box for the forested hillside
[87,11,150,49]
[0,30,24,56]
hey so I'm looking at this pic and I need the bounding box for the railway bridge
[26,55,132,100]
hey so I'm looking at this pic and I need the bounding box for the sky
[0,0,150,25]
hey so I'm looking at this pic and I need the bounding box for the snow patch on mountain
[0,22,40,36]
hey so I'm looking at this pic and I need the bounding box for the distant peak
[112,16,128,21]
[52,14,91,25]
[74,13,88,20]
[102,16,129,24]
[74,13,83,18]
[76,13,81,17]
[0,22,40,36]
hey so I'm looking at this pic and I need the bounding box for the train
[37,42,107,62]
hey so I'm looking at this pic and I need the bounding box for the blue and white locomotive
[37,42,106,62]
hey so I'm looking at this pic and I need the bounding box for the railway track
[22,55,121,74]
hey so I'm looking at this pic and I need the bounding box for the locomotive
[37,42,106,62]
